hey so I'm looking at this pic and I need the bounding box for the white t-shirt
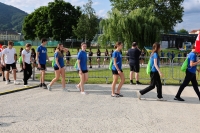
[22,49,31,64]
[2,48,16,64]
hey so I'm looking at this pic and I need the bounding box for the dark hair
[152,42,160,54]
[31,48,36,54]
[41,38,47,43]
[20,47,23,52]
[114,42,122,49]
[132,42,137,47]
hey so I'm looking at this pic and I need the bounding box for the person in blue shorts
[76,42,88,95]
[36,38,50,89]
[137,42,165,101]
[174,45,200,101]
[111,42,125,97]
[47,44,68,91]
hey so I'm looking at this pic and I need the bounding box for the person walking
[127,42,142,85]
[66,50,71,66]
[76,42,89,95]
[174,45,200,101]
[2,41,20,85]
[137,42,165,101]
[111,42,125,97]
[47,44,68,91]
[36,38,50,89]
[140,49,145,66]
[103,49,109,67]
[88,48,93,68]
[0,45,9,81]
[22,44,32,87]
[97,49,101,68]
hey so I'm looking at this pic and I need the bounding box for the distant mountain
[0,2,28,32]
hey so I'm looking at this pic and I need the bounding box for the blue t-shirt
[37,45,47,64]
[161,52,164,57]
[112,51,122,71]
[150,53,160,72]
[187,52,197,73]
[54,52,64,68]
[77,50,87,71]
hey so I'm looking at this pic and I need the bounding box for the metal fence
[31,56,200,84]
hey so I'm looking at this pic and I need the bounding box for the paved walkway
[0,83,200,132]
[0,64,200,132]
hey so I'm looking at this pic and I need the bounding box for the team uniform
[112,51,123,75]
[77,50,88,73]
[139,52,163,99]
[54,52,65,70]
[2,48,17,71]
[37,45,47,70]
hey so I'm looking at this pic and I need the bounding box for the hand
[118,70,121,74]
[38,64,41,68]
[23,64,26,69]
[79,70,83,74]
[160,72,164,77]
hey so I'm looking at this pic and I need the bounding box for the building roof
[0,30,19,35]
[189,29,200,34]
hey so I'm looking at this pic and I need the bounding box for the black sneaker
[130,82,134,85]
[174,97,185,101]
[42,83,47,89]
[136,81,142,85]
[3,77,6,81]
[0,73,2,77]
[39,83,42,87]
[8,79,11,82]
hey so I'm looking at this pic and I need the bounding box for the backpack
[109,59,113,70]
[52,58,55,67]
[146,54,155,75]
[74,60,78,68]
[181,58,188,72]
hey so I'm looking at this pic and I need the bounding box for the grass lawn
[36,65,197,85]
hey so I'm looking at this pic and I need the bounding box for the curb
[0,85,39,96]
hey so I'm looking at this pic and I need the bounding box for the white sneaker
[5,81,8,85]
[137,91,141,100]
[157,98,167,101]
[75,85,81,91]
[14,81,20,85]
[63,88,69,92]
[47,85,52,91]
[81,92,88,95]
[24,85,29,88]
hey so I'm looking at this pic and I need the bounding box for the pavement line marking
[0,85,39,96]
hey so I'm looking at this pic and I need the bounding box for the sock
[130,80,133,83]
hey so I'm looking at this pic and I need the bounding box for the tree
[22,0,81,41]
[99,6,162,48]
[177,29,188,34]
[73,0,99,42]
[110,0,184,33]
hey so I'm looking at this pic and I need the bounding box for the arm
[154,58,162,76]
[190,60,200,67]
[22,53,25,69]
[36,52,40,66]
[113,57,120,72]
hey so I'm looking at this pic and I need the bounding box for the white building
[0,30,20,41]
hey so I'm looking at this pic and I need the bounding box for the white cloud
[183,0,200,13]
[93,1,100,6]
[96,9,106,18]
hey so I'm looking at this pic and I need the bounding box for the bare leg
[116,72,125,94]
[111,75,118,95]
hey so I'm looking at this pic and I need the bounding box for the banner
[195,33,200,52]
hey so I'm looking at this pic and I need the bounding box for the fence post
[32,67,35,80]
[106,78,108,84]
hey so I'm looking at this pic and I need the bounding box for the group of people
[0,39,200,101]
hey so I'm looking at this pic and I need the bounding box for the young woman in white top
[22,44,32,87]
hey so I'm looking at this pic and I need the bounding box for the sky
[1,0,200,32]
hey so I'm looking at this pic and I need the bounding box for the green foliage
[73,0,99,41]
[22,0,81,41]
[110,0,184,33]
[99,7,162,49]
[0,2,28,32]
[177,29,189,34]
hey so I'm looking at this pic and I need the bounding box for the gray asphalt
[0,64,200,133]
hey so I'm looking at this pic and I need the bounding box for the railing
[31,56,199,85]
